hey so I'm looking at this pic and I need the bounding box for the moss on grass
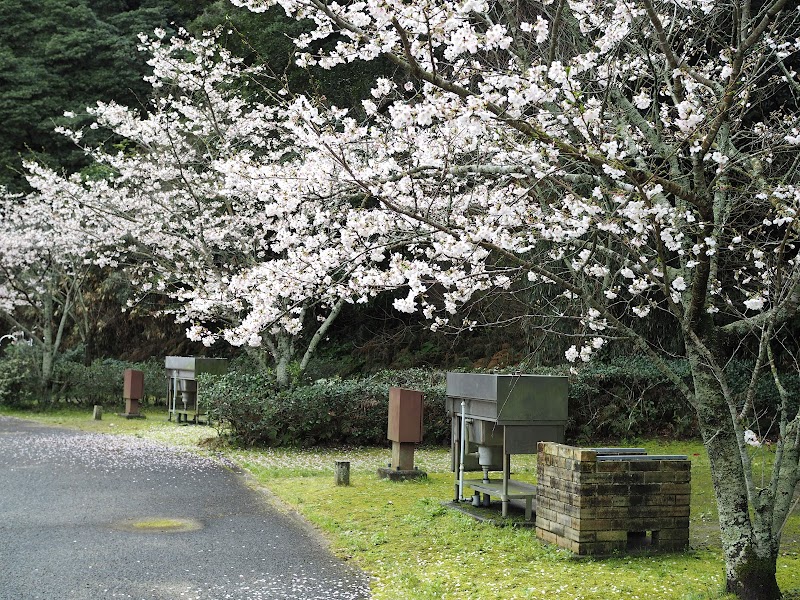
[114,517,204,533]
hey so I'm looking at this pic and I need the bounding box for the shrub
[203,358,800,447]
[274,379,389,446]
[721,360,800,440]
[200,370,281,446]
[55,358,125,405]
[0,344,39,406]
[204,369,451,447]
[562,357,799,442]
[561,357,696,441]
[53,356,167,406]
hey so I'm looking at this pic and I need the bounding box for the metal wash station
[446,373,568,520]
[165,356,228,424]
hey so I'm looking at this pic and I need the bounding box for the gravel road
[0,416,370,599]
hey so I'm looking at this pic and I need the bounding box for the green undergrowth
[4,407,800,599]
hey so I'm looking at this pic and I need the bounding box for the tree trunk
[271,333,294,389]
[254,334,293,388]
[298,298,345,376]
[40,292,55,402]
[688,345,781,600]
[275,352,290,388]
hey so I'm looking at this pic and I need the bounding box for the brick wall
[535,442,690,555]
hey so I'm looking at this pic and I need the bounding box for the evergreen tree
[0,0,212,190]
[189,1,392,110]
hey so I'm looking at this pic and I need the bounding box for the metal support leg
[453,417,461,502]
[502,452,510,517]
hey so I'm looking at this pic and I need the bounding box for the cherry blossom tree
[211,0,799,597]
[26,31,373,388]
[0,188,92,398]
[18,0,800,592]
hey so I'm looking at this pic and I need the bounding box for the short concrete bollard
[93,405,103,420]
[335,460,350,486]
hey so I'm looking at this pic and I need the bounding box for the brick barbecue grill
[536,443,691,555]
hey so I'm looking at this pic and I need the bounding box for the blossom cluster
[4,0,799,367]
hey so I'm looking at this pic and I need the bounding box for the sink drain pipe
[458,399,466,501]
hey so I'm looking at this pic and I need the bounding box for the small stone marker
[335,460,350,486]
[93,405,102,420]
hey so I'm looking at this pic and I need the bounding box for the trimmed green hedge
[4,345,791,446]
[202,369,449,447]
[204,358,799,447]
[561,358,695,440]
[54,357,167,405]
[0,345,167,407]
[0,344,39,406]
[563,357,799,441]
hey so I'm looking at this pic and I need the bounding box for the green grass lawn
[3,405,800,599]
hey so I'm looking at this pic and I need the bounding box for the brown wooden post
[387,388,423,470]
[121,368,145,419]
[378,388,428,481]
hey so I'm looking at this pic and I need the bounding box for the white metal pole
[458,399,467,501]
[172,374,178,418]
